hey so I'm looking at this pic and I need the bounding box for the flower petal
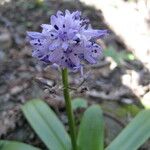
[41,24,54,33]
[27,31,44,39]
[48,49,63,63]
[27,10,107,71]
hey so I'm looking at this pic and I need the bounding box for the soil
[0,0,149,149]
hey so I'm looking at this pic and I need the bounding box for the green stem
[61,68,77,150]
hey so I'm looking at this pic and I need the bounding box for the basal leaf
[72,98,88,110]
[106,110,150,150]
[0,140,40,150]
[22,99,71,150]
[77,105,104,150]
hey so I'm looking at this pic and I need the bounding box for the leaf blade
[106,110,150,150]
[77,105,104,150]
[22,99,71,150]
[0,140,40,150]
[72,98,88,110]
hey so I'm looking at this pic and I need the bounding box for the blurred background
[0,0,150,149]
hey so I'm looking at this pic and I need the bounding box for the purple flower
[27,10,107,72]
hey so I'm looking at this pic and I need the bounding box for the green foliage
[101,101,141,119]
[77,105,104,150]
[116,104,141,117]
[72,98,88,110]
[22,99,71,150]
[106,109,150,150]
[2,99,150,150]
[104,46,135,65]
[0,140,40,150]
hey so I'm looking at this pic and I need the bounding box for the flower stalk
[61,68,77,150]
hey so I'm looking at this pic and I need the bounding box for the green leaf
[0,140,40,150]
[106,110,150,150]
[22,99,71,150]
[104,46,134,65]
[72,98,88,110]
[104,46,120,64]
[77,105,104,150]
[127,53,135,60]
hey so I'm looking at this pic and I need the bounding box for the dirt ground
[0,0,150,149]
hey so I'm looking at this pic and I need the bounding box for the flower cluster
[27,10,107,72]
